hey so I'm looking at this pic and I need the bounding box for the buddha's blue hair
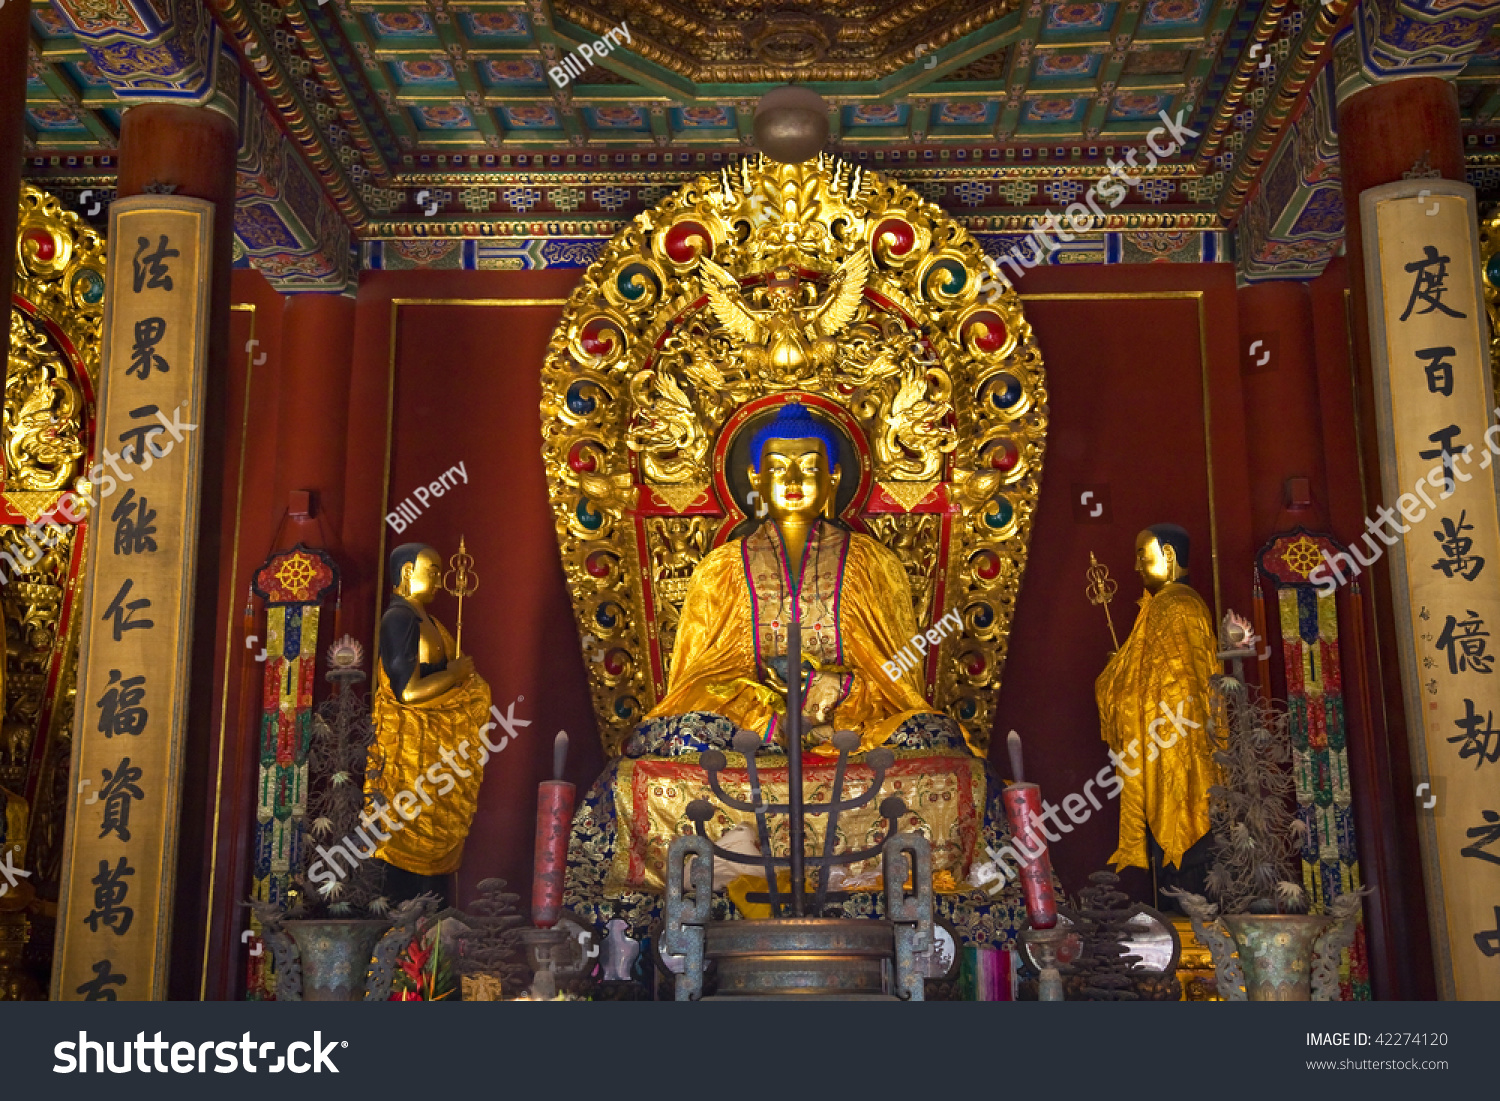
[749,402,842,472]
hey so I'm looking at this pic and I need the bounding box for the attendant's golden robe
[1094,581,1223,871]
[648,520,935,753]
[369,618,491,876]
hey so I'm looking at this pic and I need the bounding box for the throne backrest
[542,155,1047,755]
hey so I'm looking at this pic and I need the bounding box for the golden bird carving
[698,249,870,380]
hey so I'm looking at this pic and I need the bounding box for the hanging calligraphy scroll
[1361,179,1500,1000]
[51,196,212,1000]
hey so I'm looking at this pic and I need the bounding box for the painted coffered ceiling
[19,0,1500,279]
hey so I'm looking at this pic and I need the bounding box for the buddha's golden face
[752,437,839,524]
[1134,530,1181,594]
[399,548,443,604]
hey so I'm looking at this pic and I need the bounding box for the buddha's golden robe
[369,618,491,876]
[1095,581,1223,871]
[648,520,937,753]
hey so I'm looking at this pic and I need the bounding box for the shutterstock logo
[54,1032,345,1074]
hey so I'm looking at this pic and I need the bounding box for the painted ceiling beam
[549,13,696,101]
[427,0,506,149]
[527,0,601,146]
[1215,1,1353,220]
[329,3,423,154]
[883,15,1024,97]
[996,4,1044,139]
[27,36,118,147]
[209,0,368,226]
[1085,1,1145,139]
[281,0,395,183]
[1196,0,1291,167]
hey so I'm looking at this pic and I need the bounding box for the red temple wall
[200,255,1397,993]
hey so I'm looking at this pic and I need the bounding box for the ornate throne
[541,155,1049,950]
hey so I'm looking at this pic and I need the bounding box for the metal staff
[787,606,806,918]
[1086,551,1119,650]
[443,535,479,657]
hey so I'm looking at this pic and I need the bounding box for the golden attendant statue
[368,543,492,890]
[1095,524,1224,878]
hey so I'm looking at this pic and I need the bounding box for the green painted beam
[1475,86,1500,125]
[996,5,1044,138]
[1086,3,1144,138]
[883,15,1023,96]
[528,2,595,148]
[648,103,670,144]
[551,15,696,100]
[910,101,932,143]
[328,2,421,150]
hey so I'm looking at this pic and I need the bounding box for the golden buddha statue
[1094,525,1224,885]
[367,543,492,895]
[565,402,1028,941]
[649,402,939,755]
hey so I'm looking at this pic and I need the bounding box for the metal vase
[283,919,388,1001]
[1221,914,1330,1001]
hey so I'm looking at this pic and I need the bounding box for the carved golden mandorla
[541,154,1047,755]
[1,186,97,999]
[7,312,86,498]
[7,184,102,511]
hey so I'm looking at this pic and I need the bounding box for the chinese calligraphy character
[127,317,169,381]
[84,856,134,936]
[131,235,178,293]
[1419,424,1468,494]
[97,757,144,843]
[96,670,147,739]
[1435,611,1493,675]
[1450,700,1500,768]
[1416,346,1457,397]
[1461,808,1500,866]
[102,579,153,641]
[110,489,157,556]
[1432,511,1485,581]
[1400,245,1467,321]
[1478,907,1500,958]
[117,405,167,467]
[75,959,127,1001]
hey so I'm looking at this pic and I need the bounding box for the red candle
[1001,783,1058,930]
[532,731,574,927]
[532,781,575,927]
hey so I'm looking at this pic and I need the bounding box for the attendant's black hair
[1145,523,1190,571]
[389,542,432,585]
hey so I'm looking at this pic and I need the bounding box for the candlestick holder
[662,609,933,1000]
[1021,925,1082,1002]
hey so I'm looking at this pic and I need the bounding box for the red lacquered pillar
[115,102,240,1000]
[1335,76,1465,1002]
